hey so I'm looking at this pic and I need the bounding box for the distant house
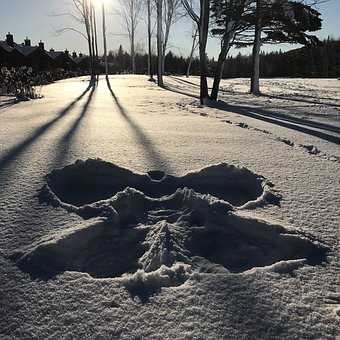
[0,33,25,67]
[0,40,13,66]
[73,52,89,71]
[0,32,83,71]
[14,38,54,70]
[46,49,77,70]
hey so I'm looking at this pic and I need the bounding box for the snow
[15,159,325,283]
[168,76,340,128]
[120,263,191,303]
[0,95,17,109]
[42,158,277,208]
[0,75,339,339]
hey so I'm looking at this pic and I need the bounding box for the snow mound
[120,263,191,302]
[300,144,321,155]
[244,259,307,274]
[12,160,328,288]
[43,158,279,208]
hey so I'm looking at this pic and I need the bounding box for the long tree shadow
[162,77,199,99]
[169,76,340,107]
[212,100,340,145]
[106,77,173,173]
[166,76,237,97]
[284,93,340,102]
[199,273,316,339]
[51,85,97,167]
[167,75,201,88]
[0,79,95,171]
[0,97,20,111]
[261,93,340,108]
[219,100,340,134]
[162,78,340,144]
[163,84,199,99]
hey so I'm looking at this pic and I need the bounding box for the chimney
[72,51,77,59]
[64,49,69,57]
[6,32,14,47]
[39,40,45,50]
[24,37,31,47]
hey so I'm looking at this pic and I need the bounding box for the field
[0,75,339,339]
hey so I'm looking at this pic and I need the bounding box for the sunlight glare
[92,0,109,7]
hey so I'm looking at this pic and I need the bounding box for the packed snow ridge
[12,159,328,299]
[43,158,280,208]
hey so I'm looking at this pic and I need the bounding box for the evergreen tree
[210,0,253,100]
[246,0,322,93]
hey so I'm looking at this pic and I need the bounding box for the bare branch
[55,27,88,40]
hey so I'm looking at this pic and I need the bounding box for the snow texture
[12,159,328,303]
[0,76,339,339]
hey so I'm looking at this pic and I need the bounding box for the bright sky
[0,0,339,58]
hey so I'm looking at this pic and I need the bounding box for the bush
[0,67,83,100]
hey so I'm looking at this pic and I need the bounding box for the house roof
[0,38,81,65]
[14,44,39,56]
[0,41,13,53]
[0,41,40,56]
[46,51,64,60]
[74,55,88,64]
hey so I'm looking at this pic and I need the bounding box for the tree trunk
[93,7,99,63]
[250,0,262,95]
[186,29,198,78]
[102,3,108,78]
[162,14,172,75]
[131,32,136,74]
[147,0,154,80]
[211,41,231,101]
[90,8,96,75]
[131,0,136,74]
[198,0,210,105]
[162,55,166,76]
[157,0,164,87]
[85,20,94,77]
[88,39,93,75]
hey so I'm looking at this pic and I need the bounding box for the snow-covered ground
[0,75,339,339]
[0,95,17,110]
[168,76,340,128]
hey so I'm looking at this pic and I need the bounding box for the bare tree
[54,0,96,77]
[182,0,211,104]
[92,4,99,64]
[89,3,96,72]
[102,1,109,78]
[186,27,199,77]
[119,0,143,74]
[157,0,164,86]
[146,0,155,80]
[162,0,184,73]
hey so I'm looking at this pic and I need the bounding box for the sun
[92,0,110,5]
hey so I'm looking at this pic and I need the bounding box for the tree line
[223,37,340,78]
[105,37,340,79]
[59,0,328,104]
